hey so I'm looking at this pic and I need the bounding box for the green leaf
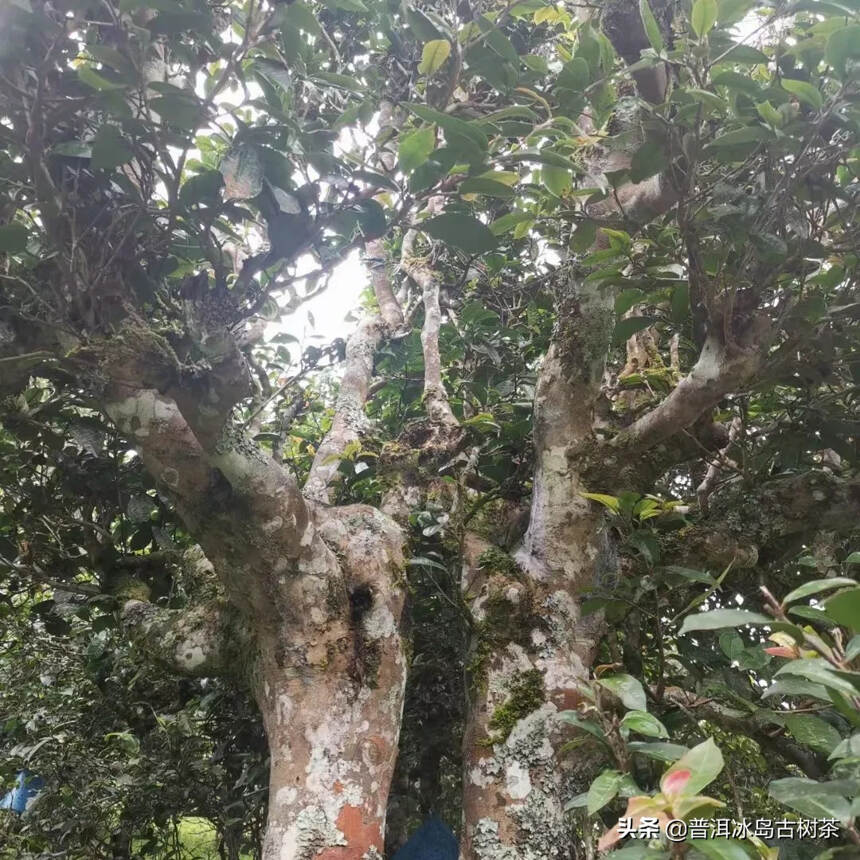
[90,125,133,170]
[621,710,668,738]
[613,316,656,346]
[180,170,224,206]
[781,78,823,109]
[0,223,29,253]
[756,100,783,128]
[615,289,646,316]
[846,552,860,565]
[587,770,622,814]
[639,0,664,54]
[689,839,753,860]
[712,70,763,97]
[558,57,590,92]
[691,0,718,37]
[398,126,436,173]
[789,605,835,625]
[87,44,135,76]
[406,104,488,152]
[829,733,860,761]
[718,631,743,662]
[826,26,860,78]
[785,714,843,754]
[312,71,364,94]
[598,674,647,712]
[683,88,728,115]
[628,741,688,762]
[846,635,860,662]
[420,213,497,254]
[505,150,579,170]
[149,93,205,130]
[571,220,597,253]
[78,65,126,91]
[664,566,715,585]
[477,14,519,64]
[776,659,860,698]
[679,609,771,634]
[769,777,852,823]
[823,587,860,631]
[784,577,857,604]
[459,178,516,198]
[489,210,531,235]
[542,165,572,196]
[662,738,724,797]
[355,199,387,239]
[280,1,322,36]
[581,493,620,513]
[564,792,588,810]
[405,6,444,41]
[717,0,755,24]
[419,40,451,75]
[523,54,549,74]
[707,126,771,148]
[629,140,666,184]
[762,678,831,700]
[52,140,92,158]
[557,710,607,742]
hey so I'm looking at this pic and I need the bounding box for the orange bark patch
[315,804,382,860]
[555,687,582,711]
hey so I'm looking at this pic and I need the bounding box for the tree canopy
[0,0,858,857]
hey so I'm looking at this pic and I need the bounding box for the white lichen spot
[363,602,396,640]
[280,804,346,860]
[161,467,180,488]
[262,516,284,535]
[275,786,298,807]
[178,644,206,670]
[277,694,294,727]
[505,760,532,800]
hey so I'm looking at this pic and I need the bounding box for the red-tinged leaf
[765,646,797,658]
[662,768,691,798]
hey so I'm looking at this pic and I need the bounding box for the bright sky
[274,250,366,349]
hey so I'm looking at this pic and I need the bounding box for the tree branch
[610,326,769,456]
[660,686,828,779]
[303,241,406,504]
[402,199,460,433]
[123,597,252,678]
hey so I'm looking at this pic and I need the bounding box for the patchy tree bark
[2,0,857,856]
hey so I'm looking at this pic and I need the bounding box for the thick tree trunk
[257,667,404,860]
[253,504,408,860]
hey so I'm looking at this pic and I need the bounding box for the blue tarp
[392,815,458,860]
[0,770,43,814]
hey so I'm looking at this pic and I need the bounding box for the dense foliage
[0,0,858,857]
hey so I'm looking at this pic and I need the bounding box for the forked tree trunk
[459,324,612,859]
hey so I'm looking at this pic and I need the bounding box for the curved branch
[123,598,252,678]
[303,313,387,503]
[402,200,460,432]
[610,327,769,456]
[304,242,406,503]
[660,686,828,779]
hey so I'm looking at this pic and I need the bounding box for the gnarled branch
[123,597,252,678]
